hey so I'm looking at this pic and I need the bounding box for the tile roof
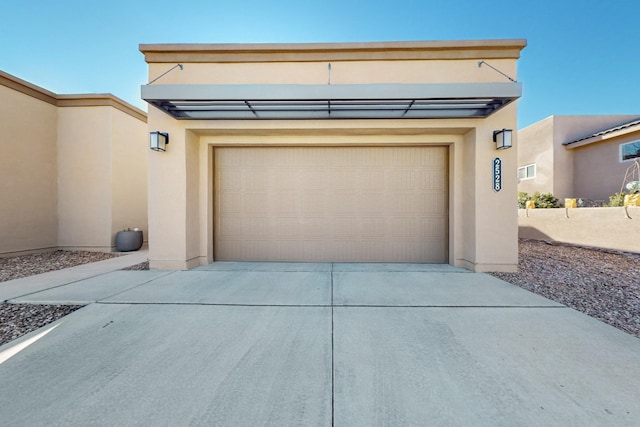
[564,118,640,145]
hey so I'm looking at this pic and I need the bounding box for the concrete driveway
[1,262,639,426]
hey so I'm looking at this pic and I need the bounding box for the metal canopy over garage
[142,82,521,120]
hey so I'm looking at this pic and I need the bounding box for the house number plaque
[493,157,502,192]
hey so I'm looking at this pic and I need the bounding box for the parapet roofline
[139,39,527,63]
[0,70,146,122]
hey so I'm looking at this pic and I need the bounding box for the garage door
[214,146,448,263]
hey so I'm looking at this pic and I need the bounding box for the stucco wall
[147,112,519,272]
[519,207,640,254]
[569,126,640,202]
[57,107,113,250]
[111,108,149,246]
[473,107,519,271]
[572,133,639,202]
[142,40,524,272]
[58,105,148,251]
[147,59,519,87]
[553,116,638,201]
[518,116,554,196]
[0,84,58,255]
[146,107,189,266]
[1,70,148,255]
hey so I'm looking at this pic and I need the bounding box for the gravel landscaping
[0,250,120,346]
[489,239,640,338]
[0,250,119,283]
[1,242,639,347]
[0,304,83,346]
[122,260,150,271]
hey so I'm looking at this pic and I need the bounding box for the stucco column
[147,109,191,269]
[471,108,519,272]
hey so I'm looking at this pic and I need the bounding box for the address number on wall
[493,157,502,192]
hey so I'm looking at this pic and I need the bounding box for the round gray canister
[115,230,143,252]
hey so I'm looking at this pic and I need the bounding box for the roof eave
[564,122,640,149]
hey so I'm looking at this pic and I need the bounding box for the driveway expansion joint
[331,263,335,427]
[3,270,124,302]
[95,301,567,309]
[96,301,333,307]
[95,270,177,302]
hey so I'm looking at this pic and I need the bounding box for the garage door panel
[357,169,384,191]
[218,217,242,238]
[219,168,242,191]
[357,218,388,238]
[301,169,329,189]
[356,196,385,215]
[421,170,447,190]
[215,146,448,263]
[244,170,269,190]
[272,195,297,215]
[219,194,241,215]
[302,217,328,238]
[302,195,326,215]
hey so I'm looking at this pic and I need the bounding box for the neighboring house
[0,70,148,256]
[140,39,526,272]
[518,115,640,203]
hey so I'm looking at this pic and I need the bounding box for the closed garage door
[214,146,448,263]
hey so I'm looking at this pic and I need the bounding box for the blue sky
[1,0,638,127]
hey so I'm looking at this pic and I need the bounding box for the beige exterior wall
[517,117,554,196]
[0,71,147,255]
[518,115,638,201]
[519,207,640,254]
[111,108,149,247]
[571,129,640,202]
[0,81,58,255]
[58,103,149,251]
[57,107,113,250]
[146,59,519,86]
[142,40,525,272]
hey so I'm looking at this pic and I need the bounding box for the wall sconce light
[493,129,513,150]
[150,131,169,152]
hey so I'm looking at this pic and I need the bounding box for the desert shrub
[518,192,530,209]
[531,192,560,208]
[607,192,626,207]
[519,191,559,209]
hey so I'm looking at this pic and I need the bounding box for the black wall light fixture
[493,129,513,150]
[150,131,169,152]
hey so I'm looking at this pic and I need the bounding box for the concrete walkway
[1,261,639,426]
[0,249,149,302]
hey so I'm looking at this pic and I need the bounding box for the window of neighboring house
[517,164,536,180]
[621,141,640,162]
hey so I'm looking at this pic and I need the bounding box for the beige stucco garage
[140,40,526,272]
